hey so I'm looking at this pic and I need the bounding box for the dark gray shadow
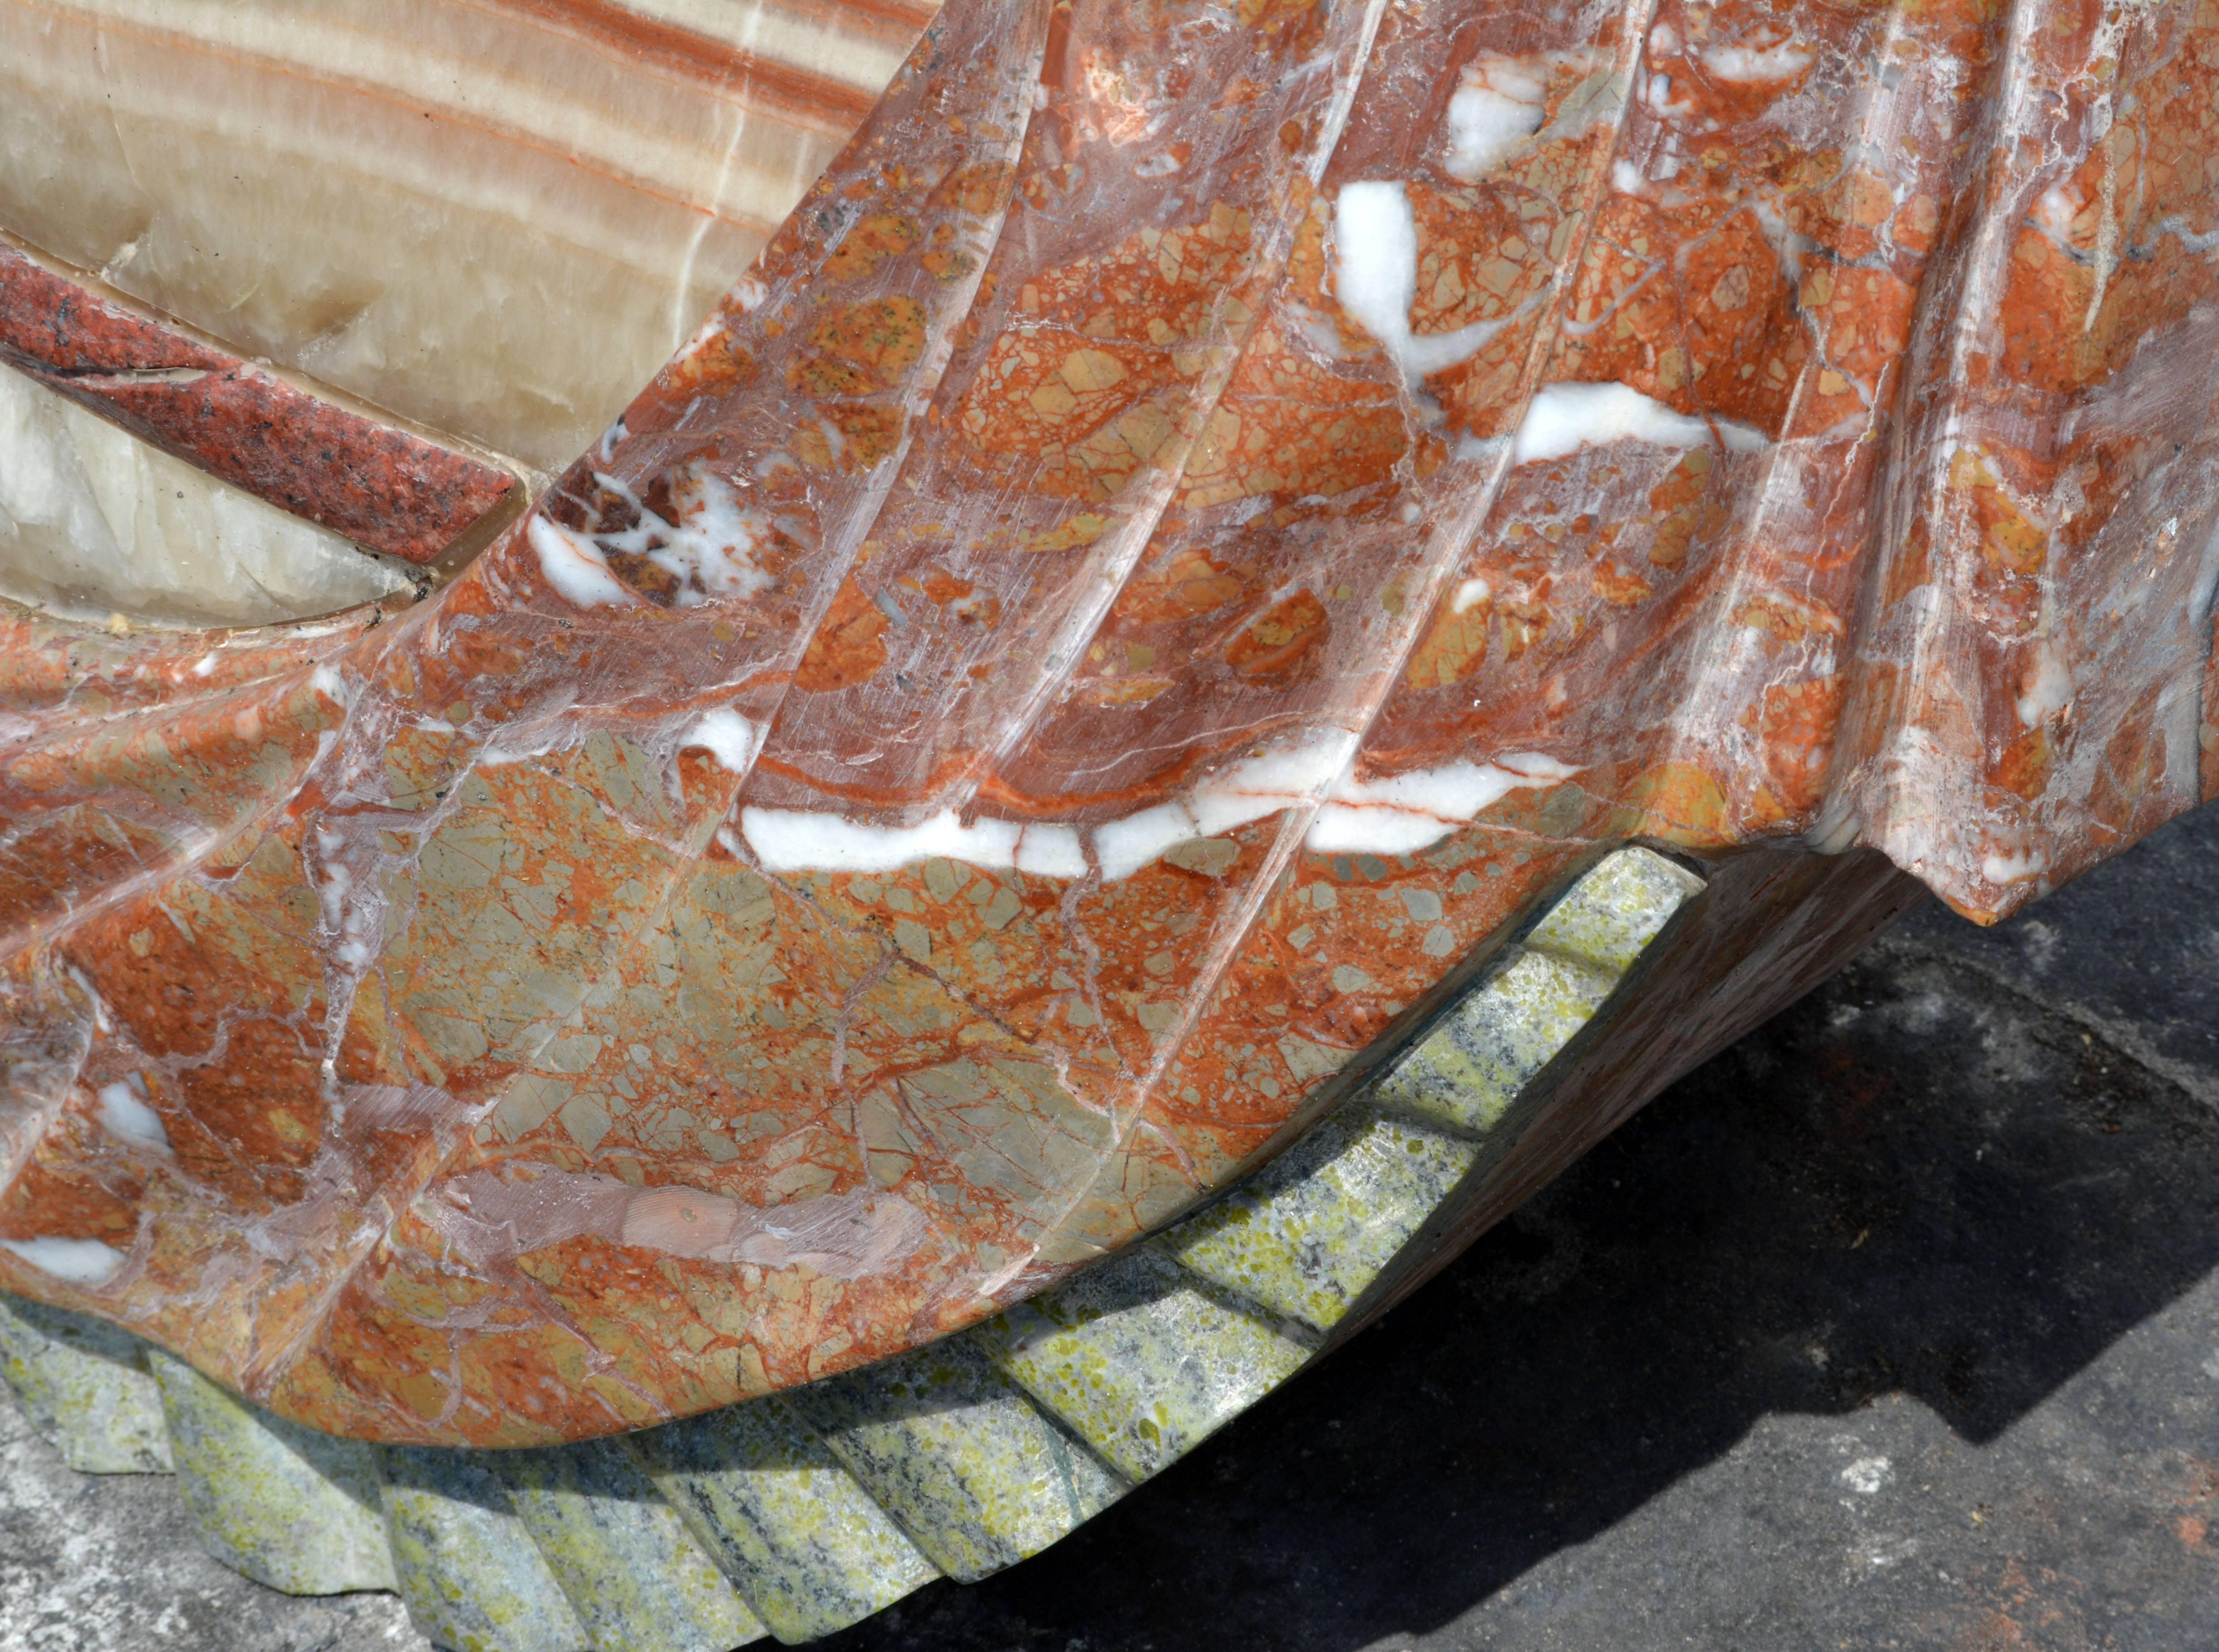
[819,806,2219,1651]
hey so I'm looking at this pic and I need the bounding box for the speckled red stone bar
[0,247,514,565]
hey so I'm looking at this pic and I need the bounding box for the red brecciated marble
[0,247,515,564]
[3,0,2218,1446]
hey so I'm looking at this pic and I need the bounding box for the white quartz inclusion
[742,807,1089,879]
[1092,732,1359,881]
[530,464,774,610]
[96,1077,171,1153]
[0,365,411,626]
[1308,753,1580,856]
[738,733,1579,883]
[529,517,639,609]
[2015,641,2073,728]
[1512,381,1769,465]
[1444,57,1548,181]
[0,1235,127,1284]
[1334,182,1514,385]
[687,708,763,774]
[1700,42,1814,82]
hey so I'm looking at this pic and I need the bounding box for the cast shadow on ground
[823,811,2219,1651]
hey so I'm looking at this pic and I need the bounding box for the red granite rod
[0,246,514,565]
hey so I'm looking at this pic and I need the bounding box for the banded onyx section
[0,0,934,471]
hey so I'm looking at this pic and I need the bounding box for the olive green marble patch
[149,1349,396,1595]
[498,1437,766,1651]
[788,1337,1129,1582]
[977,1244,1316,1481]
[1524,847,1705,976]
[1375,847,1703,1136]
[378,1446,590,1652]
[1165,1101,1482,1331]
[629,1395,939,1645]
[0,1292,170,1473]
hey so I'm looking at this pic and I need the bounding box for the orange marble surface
[3,0,2217,1445]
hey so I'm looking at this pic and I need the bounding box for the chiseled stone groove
[983,848,1706,1481]
[497,1437,768,1651]
[379,1446,594,1652]
[0,846,1701,1649]
[147,1347,398,1596]
[630,1395,941,1644]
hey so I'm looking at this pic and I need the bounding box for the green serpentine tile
[378,1446,591,1652]
[628,1395,940,1645]
[1169,848,1702,1326]
[497,1436,767,1652]
[1164,1100,1483,1331]
[787,1337,1129,1582]
[148,1348,397,1595]
[975,1243,1318,1482]
[1526,847,1706,977]
[1374,847,1702,1137]
[1373,948,1617,1135]
[0,1292,171,1473]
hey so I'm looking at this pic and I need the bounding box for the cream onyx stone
[0,364,411,625]
[0,0,932,471]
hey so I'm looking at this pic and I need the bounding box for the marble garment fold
[2,0,2217,1447]
[0,363,415,626]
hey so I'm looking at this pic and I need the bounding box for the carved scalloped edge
[0,846,1702,1651]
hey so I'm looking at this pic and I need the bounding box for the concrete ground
[6,811,2217,1652]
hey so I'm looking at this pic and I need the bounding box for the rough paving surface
[5,811,2217,1650]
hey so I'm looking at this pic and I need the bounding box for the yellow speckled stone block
[789,1338,1128,1583]
[148,1349,396,1594]
[0,1293,171,1474]
[1169,849,1704,1329]
[498,1436,766,1652]
[1524,848,1706,977]
[629,1395,939,1645]
[1164,1101,1482,1332]
[977,1245,1316,1482]
[1376,848,1704,1136]
[378,1445,590,1652]
[1376,950,1618,1135]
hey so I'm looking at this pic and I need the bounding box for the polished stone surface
[0,361,413,624]
[0,0,929,470]
[4,0,2219,1457]
[0,245,518,566]
[0,848,1725,1646]
[5,804,2213,1650]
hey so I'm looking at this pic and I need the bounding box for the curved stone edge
[0,845,1702,1649]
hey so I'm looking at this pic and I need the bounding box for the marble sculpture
[1,0,2213,1643]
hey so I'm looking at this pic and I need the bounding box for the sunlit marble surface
[1,0,2216,1474]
